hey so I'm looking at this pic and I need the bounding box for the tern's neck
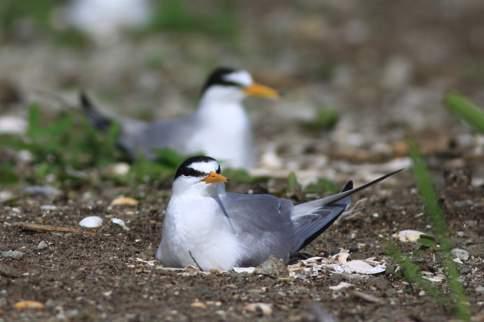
[172,182,226,198]
[196,96,247,125]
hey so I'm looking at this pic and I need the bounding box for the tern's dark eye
[216,165,221,174]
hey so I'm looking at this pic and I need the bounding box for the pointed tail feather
[292,168,403,253]
[79,91,112,131]
[316,168,403,207]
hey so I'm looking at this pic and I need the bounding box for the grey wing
[120,115,195,159]
[217,193,296,266]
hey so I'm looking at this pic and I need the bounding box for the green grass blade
[409,142,471,321]
[445,93,484,133]
[409,142,448,243]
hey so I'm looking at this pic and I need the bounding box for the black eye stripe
[200,67,241,95]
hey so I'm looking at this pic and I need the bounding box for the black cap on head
[174,156,221,179]
[200,67,240,95]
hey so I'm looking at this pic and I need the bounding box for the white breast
[157,195,242,271]
[188,102,254,168]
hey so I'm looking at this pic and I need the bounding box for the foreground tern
[81,67,278,168]
[156,156,401,271]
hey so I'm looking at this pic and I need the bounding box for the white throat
[190,91,254,168]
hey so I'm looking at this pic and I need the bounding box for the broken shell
[233,267,256,274]
[343,260,386,275]
[14,300,44,310]
[111,218,129,231]
[191,299,207,309]
[329,282,353,291]
[393,229,426,242]
[421,271,445,283]
[79,216,103,228]
[110,196,139,207]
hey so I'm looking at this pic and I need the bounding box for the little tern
[156,156,402,271]
[80,67,278,168]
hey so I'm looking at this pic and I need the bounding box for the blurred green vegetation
[303,107,339,132]
[0,0,59,31]
[147,0,239,39]
[304,177,338,194]
[445,93,484,133]
[222,168,266,185]
[0,0,88,46]
[0,105,186,187]
[0,104,270,188]
[386,142,470,321]
[0,0,238,45]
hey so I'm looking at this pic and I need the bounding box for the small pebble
[79,216,103,228]
[244,303,272,316]
[40,205,57,212]
[37,241,48,250]
[476,286,484,294]
[451,248,469,261]
[1,250,24,259]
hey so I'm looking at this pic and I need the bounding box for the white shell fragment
[233,267,256,274]
[111,218,129,231]
[329,282,353,291]
[340,260,386,275]
[421,271,445,283]
[451,248,469,261]
[393,229,426,242]
[79,216,103,228]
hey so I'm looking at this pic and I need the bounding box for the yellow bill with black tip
[202,171,228,184]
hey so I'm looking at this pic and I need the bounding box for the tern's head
[172,156,227,196]
[200,67,279,103]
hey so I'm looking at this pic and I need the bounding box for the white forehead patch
[188,161,219,174]
[224,70,253,87]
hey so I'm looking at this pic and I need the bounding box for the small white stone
[79,216,103,228]
[393,229,426,242]
[0,116,26,134]
[111,163,130,176]
[37,241,48,250]
[40,205,57,212]
[0,191,14,203]
[451,248,469,261]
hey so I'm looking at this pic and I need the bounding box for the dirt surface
[1,1,484,321]
[0,166,483,322]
